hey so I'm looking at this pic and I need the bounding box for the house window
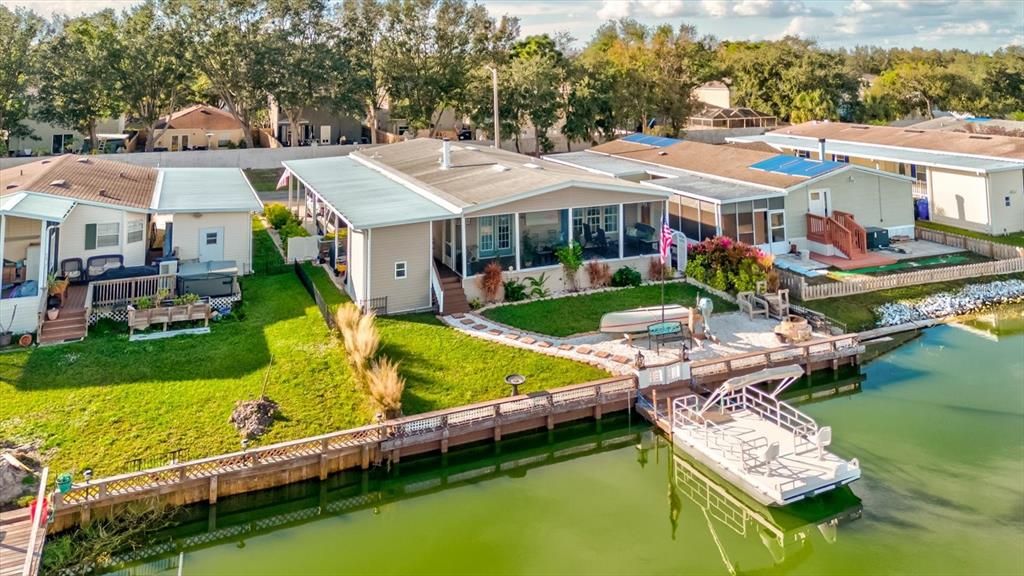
[832,154,850,163]
[478,216,494,253]
[394,261,407,279]
[603,206,619,234]
[496,215,511,250]
[205,232,218,245]
[910,164,917,179]
[797,150,811,158]
[127,220,144,244]
[85,222,119,250]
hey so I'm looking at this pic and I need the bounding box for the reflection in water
[666,443,862,575]
[953,302,1024,340]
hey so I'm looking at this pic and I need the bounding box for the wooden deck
[0,508,44,576]
[810,251,898,270]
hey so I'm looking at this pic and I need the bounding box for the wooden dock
[49,376,637,532]
[0,509,45,576]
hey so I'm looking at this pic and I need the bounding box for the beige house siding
[150,128,246,151]
[8,117,124,155]
[368,222,431,313]
[468,186,667,218]
[461,255,657,303]
[166,211,253,273]
[59,204,147,267]
[348,228,367,303]
[988,169,1024,234]
[786,171,913,240]
[927,168,991,232]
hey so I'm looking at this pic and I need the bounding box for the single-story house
[281,139,673,314]
[546,134,915,263]
[1,155,262,340]
[6,116,127,156]
[141,105,246,152]
[728,121,1024,235]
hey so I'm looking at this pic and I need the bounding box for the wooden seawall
[49,376,636,532]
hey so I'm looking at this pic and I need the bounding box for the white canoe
[599,305,690,334]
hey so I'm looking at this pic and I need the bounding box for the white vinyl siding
[127,220,144,243]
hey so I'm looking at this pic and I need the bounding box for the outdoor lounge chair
[737,291,770,320]
[85,255,125,282]
[61,258,85,284]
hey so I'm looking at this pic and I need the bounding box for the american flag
[659,212,673,265]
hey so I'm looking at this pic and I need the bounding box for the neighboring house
[6,116,127,156]
[546,133,914,265]
[0,155,262,340]
[141,105,246,152]
[268,101,363,146]
[693,81,731,109]
[728,122,1024,235]
[281,139,672,314]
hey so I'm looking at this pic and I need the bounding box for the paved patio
[442,311,828,374]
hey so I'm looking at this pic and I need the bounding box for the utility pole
[486,65,499,149]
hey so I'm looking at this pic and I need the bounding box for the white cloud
[846,0,873,13]
[731,0,831,18]
[1,0,140,18]
[639,0,687,18]
[596,0,633,20]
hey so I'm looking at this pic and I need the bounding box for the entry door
[768,210,787,253]
[320,125,331,144]
[808,189,830,217]
[181,135,190,150]
[199,227,225,262]
[171,135,180,152]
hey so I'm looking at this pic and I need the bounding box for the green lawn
[801,272,1024,332]
[481,283,738,337]
[243,168,285,193]
[0,228,604,478]
[916,220,1024,248]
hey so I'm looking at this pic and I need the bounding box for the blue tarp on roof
[621,133,683,148]
[748,155,845,178]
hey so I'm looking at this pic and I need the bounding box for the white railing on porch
[430,259,444,314]
[88,274,178,308]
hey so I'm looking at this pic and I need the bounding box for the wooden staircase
[807,210,868,260]
[38,308,87,345]
[435,261,470,315]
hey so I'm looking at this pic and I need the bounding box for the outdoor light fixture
[505,373,526,397]
[241,438,249,452]
[83,468,93,483]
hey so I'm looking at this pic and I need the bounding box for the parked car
[457,128,472,141]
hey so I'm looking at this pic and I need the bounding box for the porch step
[39,309,88,345]
[38,326,87,345]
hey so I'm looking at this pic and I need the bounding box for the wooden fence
[688,334,861,384]
[294,262,335,329]
[51,375,636,514]
[915,227,1024,260]
[781,257,1024,301]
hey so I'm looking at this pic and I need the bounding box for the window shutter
[85,224,97,250]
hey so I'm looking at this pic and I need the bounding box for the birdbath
[505,373,526,397]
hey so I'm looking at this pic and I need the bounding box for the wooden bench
[647,321,692,351]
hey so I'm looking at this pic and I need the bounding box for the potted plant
[46,306,60,321]
[0,304,14,347]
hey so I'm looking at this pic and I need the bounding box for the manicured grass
[252,217,285,270]
[0,228,605,477]
[243,168,285,193]
[916,220,1024,248]
[801,272,1024,332]
[482,283,738,337]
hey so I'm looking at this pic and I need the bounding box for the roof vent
[969,135,992,140]
[658,151,668,156]
[76,157,90,163]
[40,160,51,165]
[850,125,870,130]
[49,179,68,187]
[523,162,543,169]
[493,164,510,172]
[5,183,18,190]
[904,129,924,133]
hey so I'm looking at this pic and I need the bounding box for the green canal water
[101,317,1024,576]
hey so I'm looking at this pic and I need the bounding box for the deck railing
[88,274,178,308]
[807,212,865,259]
[429,259,444,314]
[688,334,861,382]
[22,467,49,576]
[52,375,636,510]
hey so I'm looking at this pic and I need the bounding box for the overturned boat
[599,304,690,334]
[670,365,861,506]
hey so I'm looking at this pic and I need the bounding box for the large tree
[561,62,616,150]
[871,61,958,119]
[165,0,270,148]
[0,6,45,153]
[340,0,388,143]
[265,0,345,147]
[33,10,122,150]
[116,1,194,152]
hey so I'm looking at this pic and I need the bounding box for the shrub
[264,204,291,229]
[524,273,551,298]
[611,266,642,287]
[585,261,611,288]
[173,293,200,306]
[478,261,504,302]
[335,303,380,376]
[135,296,154,310]
[279,221,310,244]
[648,258,676,280]
[503,279,528,302]
[365,357,405,419]
[555,243,584,291]
[685,236,771,294]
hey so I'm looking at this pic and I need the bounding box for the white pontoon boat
[599,305,690,334]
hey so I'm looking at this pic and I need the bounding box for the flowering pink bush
[686,236,772,293]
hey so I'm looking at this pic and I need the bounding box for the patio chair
[61,258,85,284]
[766,289,790,320]
[737,291,769,320]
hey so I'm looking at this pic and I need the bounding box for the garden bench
[647,321,691,351]
[127,302,211,337]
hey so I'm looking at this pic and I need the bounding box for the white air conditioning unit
[159,260,178,275]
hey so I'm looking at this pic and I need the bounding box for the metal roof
[0,192,76,222]
[729,134,1023,173]
[644,173,785,203]
[155,168,263,213]
[749,155,845,177]
[621,133,684,148]
[283,156,457,229]
[544,151,653,177]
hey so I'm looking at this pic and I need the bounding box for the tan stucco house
[547,134,914,265]
[143,105,246,151]
[729,122,1024,235]
[281,139,673,314]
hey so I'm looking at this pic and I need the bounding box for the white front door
[199,227,224,262]
[808,189,830,217]
[320,125,331,144]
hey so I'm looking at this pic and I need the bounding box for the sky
[3,0,1022,52]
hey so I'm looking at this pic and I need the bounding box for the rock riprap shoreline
[875,279,1024,327]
